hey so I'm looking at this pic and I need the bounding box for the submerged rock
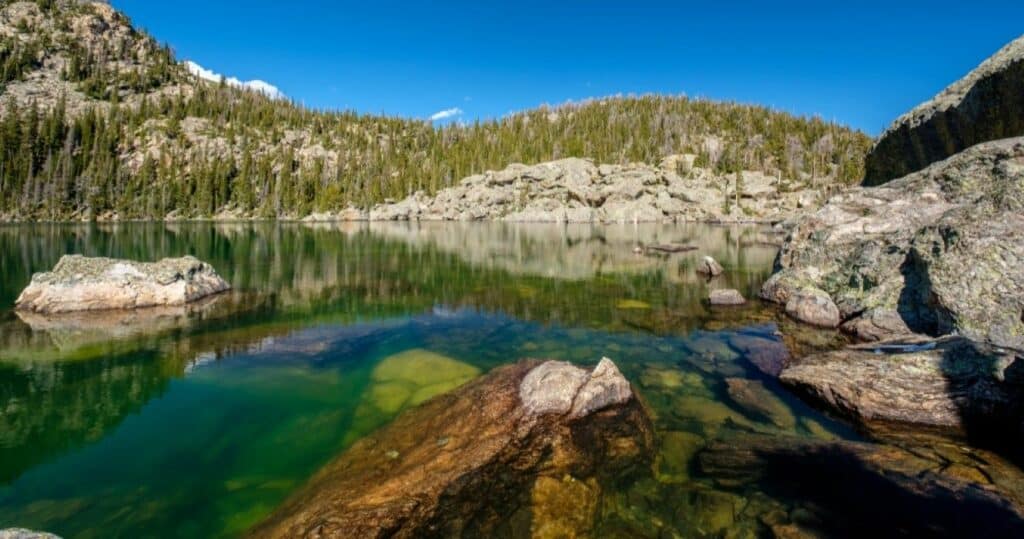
[15,255,230,314]
[696,256,724,277]
[865,35,1024,185]
[780,338,1024,431]
[249,358,653,538]
[725,378,797,430]
[654,430,705,483]
[708,289,746,306]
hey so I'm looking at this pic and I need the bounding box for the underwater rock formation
[249,358,653,538]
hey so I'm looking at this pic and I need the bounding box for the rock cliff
[763,137,1024,349]
[864,35,1024,185]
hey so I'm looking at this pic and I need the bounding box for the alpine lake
[0,222,1018,538]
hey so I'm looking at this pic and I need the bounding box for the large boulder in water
[249,358,653,538]
[865,35,1024,185]
[15,255,230,314]
[762,137,1024,348]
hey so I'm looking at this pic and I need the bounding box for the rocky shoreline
[759,35,1024,444]
[0,156,828,225]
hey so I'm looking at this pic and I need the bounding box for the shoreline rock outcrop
[351,158,823,224]
[249,358,653,538]
[762,137,1024,348]
[765,36,1024,443]
[864,35,1024,185]
[15,255,230,314]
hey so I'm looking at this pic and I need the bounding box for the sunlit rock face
[762,137,1024,348]
[865,35,1024,186]
[249,359,653,538]
[365,158,820,224]
[15,255,230,314]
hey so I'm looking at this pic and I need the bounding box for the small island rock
[15,255,230,314]
[709,289,746,306]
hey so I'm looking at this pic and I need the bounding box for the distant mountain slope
[0,0,872,221]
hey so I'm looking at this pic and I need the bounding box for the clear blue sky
[110,0,1024,135]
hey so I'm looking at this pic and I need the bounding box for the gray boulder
[708,289,746,306]
[865,35,1024,185]
[16,255,230,314]
[519,358,633,419]
[784,287,841,328]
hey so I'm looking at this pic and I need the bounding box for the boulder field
[305,157,822,224]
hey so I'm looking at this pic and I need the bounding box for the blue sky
[110,0,1024,135]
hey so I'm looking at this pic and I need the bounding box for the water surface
[0,222,944,537]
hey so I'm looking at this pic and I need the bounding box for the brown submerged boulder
[697,431,1024,537]
[249,358,654,538]
[15,255,230,314]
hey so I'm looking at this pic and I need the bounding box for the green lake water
[0,222,870,537]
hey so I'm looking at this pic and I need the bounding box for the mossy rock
[363,349,482,414]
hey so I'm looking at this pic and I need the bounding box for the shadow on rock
[939,339,1024,466]
[698,432,1024,538]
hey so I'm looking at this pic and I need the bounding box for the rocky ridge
[865,34,1024,185]
[763,137,1024,348]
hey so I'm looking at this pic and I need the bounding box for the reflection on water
[0,222,1016,538]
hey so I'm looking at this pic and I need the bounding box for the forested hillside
[0,0,873,221]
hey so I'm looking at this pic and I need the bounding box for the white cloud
[429,107,463,122]
[184,60,286,100]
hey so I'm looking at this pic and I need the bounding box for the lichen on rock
[763,137,1024,348]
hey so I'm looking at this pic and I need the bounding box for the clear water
[0,222,942,537]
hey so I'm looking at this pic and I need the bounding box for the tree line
[0,0,874,220]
